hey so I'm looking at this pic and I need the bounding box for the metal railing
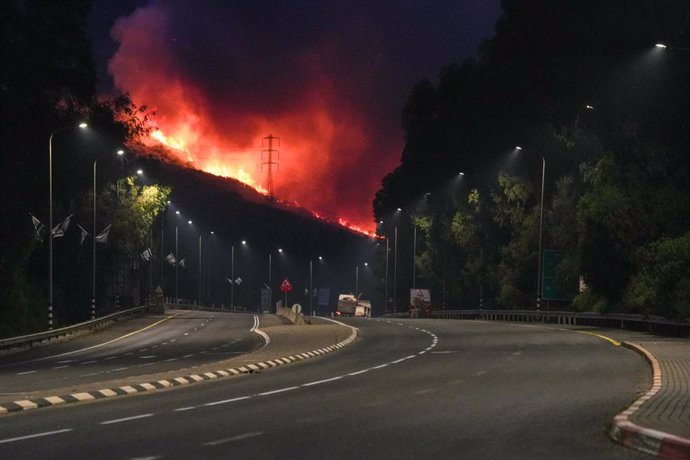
[0,305,150,352]
[430,309,690,338]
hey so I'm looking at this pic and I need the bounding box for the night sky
[89,0,502,231]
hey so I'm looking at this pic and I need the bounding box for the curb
[609,341,690,459]
[0,325,357,416]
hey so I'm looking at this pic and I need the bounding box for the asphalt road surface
[0,317,649,459]
[0,310,261,395]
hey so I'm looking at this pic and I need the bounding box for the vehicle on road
[336,293,371,317]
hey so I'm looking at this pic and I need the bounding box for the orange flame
[109,3,401,234]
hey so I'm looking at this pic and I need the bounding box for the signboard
[280,277,293,293]
[317,287,330,307]
[261,288,271,313]
[542,250,574,301]
[409,289,431,309]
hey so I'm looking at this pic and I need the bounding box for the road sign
[280,277,292,293]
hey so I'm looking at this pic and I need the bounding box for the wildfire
[108,2,401,236]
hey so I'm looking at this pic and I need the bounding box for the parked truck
[336,293,371,317]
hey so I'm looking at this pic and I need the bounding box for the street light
[48,122,87,328]
[230,240,247,310]
[308,256,323,315]
[516,145,546,310]
[91,149,124,320]
[355,262,368,296]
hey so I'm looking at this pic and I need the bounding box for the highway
[0,310,261,395]
[0,316,649,459]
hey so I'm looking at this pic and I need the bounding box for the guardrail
[430,309,690,338]
[0,305,150,352]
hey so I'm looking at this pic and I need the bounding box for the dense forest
[373,1,689,319]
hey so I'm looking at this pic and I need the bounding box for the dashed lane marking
[100,413,154,425]
[0,429,73,444]
[203,432,263,446]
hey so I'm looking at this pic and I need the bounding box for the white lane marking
[80,360,97,365]
[251,315,271,350]
[169,339,177,343]
[0,428,73,444]
[348,369,370,376]
[129,456,161,460]
[137,362,156,367]
[163,358,178,362]
[111,367,129,372]
[204,396,252,407]
[184,333,189,336]
[257,387,299,396]
[174,406,196,412]
[203,432,263,446]
[52,365,69,369]
[16,370,37,375]
[105,356,118,360]
[100,413,154,425]
[79,372,101,377]
[56,360,75,364]
[182,354,194,358]
[372,364,389,370]
[303,376,343,387]
[139,356,156,359]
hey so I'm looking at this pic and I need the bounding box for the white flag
[77,224,90,245]
[52,214,72,238]
[141,248,152,261]
[226,277,233,284]
[178,258,186,268]
[235,277,242,285]
[29,213,45,242]
[95,224,111,244]
[166,252,177,265]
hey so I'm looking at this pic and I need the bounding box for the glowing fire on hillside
[108,2,400,237]
[144,126,379,238]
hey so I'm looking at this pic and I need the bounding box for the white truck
[336,294,371,317]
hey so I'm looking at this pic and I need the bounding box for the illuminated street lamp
[516,145,546,310]
[92,148,125,320]
[48,122,87,329]
[355,262,368,296]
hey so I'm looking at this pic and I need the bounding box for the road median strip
[0,321,357,416]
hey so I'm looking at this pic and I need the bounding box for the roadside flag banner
[226,277,233,284]
[141,248,152,261]
[95,224,111,244]
[29,213,46,242]
[51,214,72,238]
[235,277,242,285]
[166,253,177,265]
[77,224,90,245]
[179,258,186,268]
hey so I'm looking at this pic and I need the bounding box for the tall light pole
[394,221,399,312]
[516,146,546,310]
[412,224,417,289]
[198,233,202,306]
[48,123,87,329]
[356,262,368,296]
[385,237,389,314]
[91,149,124,319]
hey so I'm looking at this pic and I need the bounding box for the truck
[336,294,371,318]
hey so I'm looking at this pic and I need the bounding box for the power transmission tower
[261,134,280,201]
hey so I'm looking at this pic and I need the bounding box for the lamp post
[91,149,124,319]
[516,146,546,310]
[355,262,368,296]
[48,123,87,329]
[412,224,417,289]
[394,223,398,312]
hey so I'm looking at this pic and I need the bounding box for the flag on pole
[226,277,233,284]
[29,213,46,242]
[178,258,186,268]
[95,224,111,244]
[51,214,72,238]
[166,252,177,265]
[77,224,90,245]
[235,277,242,285]
[141,248,152,261]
